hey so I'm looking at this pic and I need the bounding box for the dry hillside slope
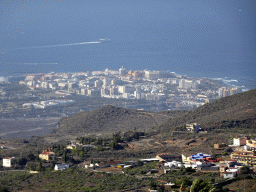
[55,105,185,136]
[159,88,256,131]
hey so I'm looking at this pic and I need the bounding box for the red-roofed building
[39,149,55,161]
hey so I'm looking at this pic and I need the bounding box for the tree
[62,151,67,163]
[112,131,122,143]
[13,158,27,166]
[96,138,103,145]
[36,161,43,172]
[136,160,144,167]
[30,162,37,171]
[109,140,122,150]
[50,160,55,170]
[190,179,215,192]
[27,152,36,161]
[158,184,165,192]
[149,179,158,190]
[0,186,10,192]
[240,166,250,174]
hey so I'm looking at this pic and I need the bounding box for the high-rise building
[103,78,111,86]
[224,89,230,97]
[110,87,118,95]
[101,88,110,95]
[88,89,101,97]
[94,80,103,88]
[218,87,227,97]
[134,91,141,99]
[132,71,145,78]
[236,87,242,93]
[119,66,126,76]
[41,81,49,89]
[179,79,186,89]
[219,87,242,98]
[145,70,160,79]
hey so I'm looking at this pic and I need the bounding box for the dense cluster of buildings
[229,137,256,167]
[22,99,74,109]
[17,67,242,110]
[218,87,242,97]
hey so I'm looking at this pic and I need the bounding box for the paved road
[0,170,29,173]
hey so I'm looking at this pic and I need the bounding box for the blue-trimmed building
[191,153,212,160]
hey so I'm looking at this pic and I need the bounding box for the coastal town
[0,67,243,117]
[0,68,253,191]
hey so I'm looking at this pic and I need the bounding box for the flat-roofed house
[223,168,240,178]
[3,157,15,167]
[186,123,200,132]
[54,164,71,171]
[233,137,247,146]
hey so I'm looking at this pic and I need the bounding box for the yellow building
[231,150,256,166]
[39,150,55,161]
[181,154,191,164]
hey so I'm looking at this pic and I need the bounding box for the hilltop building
[186,123,201,132]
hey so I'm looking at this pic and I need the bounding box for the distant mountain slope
[159,89,256,131]
[55,105,185,136]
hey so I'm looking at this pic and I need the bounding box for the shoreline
[1,70,253,90]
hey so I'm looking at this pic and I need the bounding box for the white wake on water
[5,40,103,51]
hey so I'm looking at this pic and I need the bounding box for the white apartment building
[3,157,15,167]
[233,137,247,146]
[144,70,160,80]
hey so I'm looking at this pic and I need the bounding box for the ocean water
[1,0,255,141]
[1,39,255,89]
[0,0,255,89]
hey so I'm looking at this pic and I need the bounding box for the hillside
[158,88,256,131]
[55,105,185,136]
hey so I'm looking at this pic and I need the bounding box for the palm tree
[190,179,215,192]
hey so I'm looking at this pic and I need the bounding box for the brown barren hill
[55,105,185,136]
[158,88,256,131]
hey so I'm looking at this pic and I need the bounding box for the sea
[0,39,255,90]
[0,0,255,140]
